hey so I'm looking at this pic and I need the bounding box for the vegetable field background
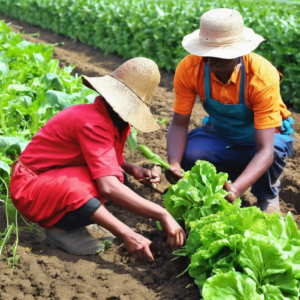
[0,14,300,300]
[0,0,299,109]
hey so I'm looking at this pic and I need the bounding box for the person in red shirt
[10,58,185,261]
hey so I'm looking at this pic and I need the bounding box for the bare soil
[0,15,299,300]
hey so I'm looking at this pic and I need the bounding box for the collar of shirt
[210,57,243,85]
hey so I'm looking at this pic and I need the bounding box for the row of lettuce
[160,160,300,299]
[138,146,300,299]
[0,0,299,109]
[0,20,98,208]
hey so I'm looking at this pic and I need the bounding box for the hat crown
[111,57,160,105]
[199,8,245,47]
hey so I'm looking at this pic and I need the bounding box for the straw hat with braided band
[182,8,265,59]
[82,57,160,132]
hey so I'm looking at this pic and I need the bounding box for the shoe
[256,196,281,215]
[263,205,281,215]
[85,224,115,242]
[45,226,114,255]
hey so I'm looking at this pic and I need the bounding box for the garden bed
[0,16,299,300]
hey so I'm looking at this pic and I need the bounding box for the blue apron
[203,58,255,144]
[202,58,294,154]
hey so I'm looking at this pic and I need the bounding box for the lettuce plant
[162,160,240,228]
[139,147,300,299]
[186,206,300,299]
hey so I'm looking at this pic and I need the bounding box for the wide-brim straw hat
[82,57,160,132]
[182,8,265,59]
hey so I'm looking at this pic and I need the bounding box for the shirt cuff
[91,168,124,182]
[254,121,282,130]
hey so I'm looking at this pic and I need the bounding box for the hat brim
[182,27,265,59]
[82,75,159,133]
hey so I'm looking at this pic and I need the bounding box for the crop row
[139,146,300,299]
[0,20,99,267]
[0,0,299,108]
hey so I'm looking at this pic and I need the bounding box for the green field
[0,0,299,108]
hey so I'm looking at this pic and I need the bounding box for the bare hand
[123,232,154,262]
[132,166,160,184]
[159,212,186,250]
[224,181,239,204]
[165,166,183,184]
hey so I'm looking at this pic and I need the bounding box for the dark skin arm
[121,161,160,183]
[225,128,274,202]
[166,112,190,182]
[90,204,154,261]
[95,171,186,261]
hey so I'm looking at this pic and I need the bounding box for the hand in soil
[165,167,183,184]
[122,231,154,262]
[224,181,238,203]
[159,212,186,250]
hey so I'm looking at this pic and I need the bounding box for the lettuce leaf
[282,243,300,276]
[285,212,300,240]
[263,266,299,300]
[162,160,240,229]
[239,235,288,286]
[260,285,285,300]
[202,271,262,300]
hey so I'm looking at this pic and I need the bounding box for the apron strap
[204,63,210,100]
[238,57,246,105]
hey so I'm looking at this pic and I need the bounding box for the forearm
[90,205,133,239]
[121,161,136,177]
[97,176,167,221]
[232,148,273,197]
[167,123,188,168]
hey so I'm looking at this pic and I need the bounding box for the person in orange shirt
[166,8,294,213]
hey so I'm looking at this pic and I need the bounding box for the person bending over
[166,9,294,214]
[10,58,185,261]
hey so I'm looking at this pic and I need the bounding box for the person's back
[21,103,97,172]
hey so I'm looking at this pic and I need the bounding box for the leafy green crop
[162,160,240,228]
[138,145,171,171]
[139,146,300,299]
[189,210,300,299]
[0,20,100,270]
[177,180,300,298]
[126,126,138,155]
[0,21,97,141]
[0,0,299,108]
[202,271,262,300]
